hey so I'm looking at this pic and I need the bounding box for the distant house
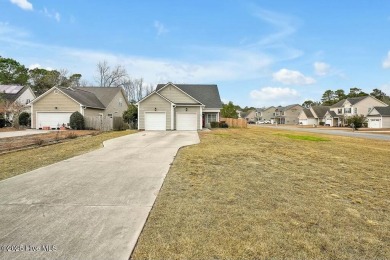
[298,106,330,125]
[274,104,303,125]
[323,96,387,126]
[30,86,128,129]
[245,110,257,122]
[137,82,222,130]
[236,110,243,118]
[256,106,275,122]
[0,85,36,120]
[366,106,390,128]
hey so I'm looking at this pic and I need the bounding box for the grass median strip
[275,133,330,141]
[0,130,135,181]
[132,127,390,259]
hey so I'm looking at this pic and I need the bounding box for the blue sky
[1,0,390,107]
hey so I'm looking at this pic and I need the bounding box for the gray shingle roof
[61,88,105,109]
[156,83,222,108]
[302,108,314,118]
[75,87,124,107]
[371,106,390,116]
[331,96,367,108]
[275,104,301,111]
[311,106,330,118]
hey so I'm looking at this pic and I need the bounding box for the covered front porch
[202,111,220,128]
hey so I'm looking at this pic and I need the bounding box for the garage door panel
[37,112,72,129]
[368,119,381,128]
[176,113,197,130]
[145,112,166,131]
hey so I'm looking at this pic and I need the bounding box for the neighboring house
[0,85,36,120]
[298,106,330,125]
[30,86,128,129]
[274,104,303,124]
[324,96,388,126]
[257,106,275,122]
[236,110,243,118]
[366,106,390,128]
[137,82,222,130]
[245,110,257,122]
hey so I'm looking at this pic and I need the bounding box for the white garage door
[369,119,381,128]
[37,112,72,129]
[176,113,197,130]
[299,119,307,125]
[325,119,332,126]
[145,112,166,130]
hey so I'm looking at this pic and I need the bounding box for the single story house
[30,86,128,129]
[298,106,329,125]
[0,85,36,120]
[366,106,390,128]
[137,82,222,130]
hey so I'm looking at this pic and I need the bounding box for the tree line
[303,87,390,108]
[0,56,153,102]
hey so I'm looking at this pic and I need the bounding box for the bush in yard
[346,115,366,129]
[210,122,219,128]
[219,121,229,128]
[69,111,84,130]
[319,122,325,126]
[18,112,30,126]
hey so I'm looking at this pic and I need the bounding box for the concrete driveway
[0,129,50,138]
[0,131,200,260]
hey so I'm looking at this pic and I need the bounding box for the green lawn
[132,127,390,260]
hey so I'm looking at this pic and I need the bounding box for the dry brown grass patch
[0,130,136,181]
[132,127,390,260]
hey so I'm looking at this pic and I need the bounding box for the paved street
[0,131,200,260]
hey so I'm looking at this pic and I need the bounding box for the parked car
[256,121,265,124]
[248,121,256,124]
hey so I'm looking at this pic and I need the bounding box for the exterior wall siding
[138,94,171,130]
[383,117,390,128]
[175,106,201,129]
[158,85,198,104]
[84,108,104,117]
[32,90,79,128]
[103,91,128,117]
[283,105,303,124]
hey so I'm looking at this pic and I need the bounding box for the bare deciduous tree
[95,61,128,88]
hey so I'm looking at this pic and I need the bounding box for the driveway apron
[0,131,200,260]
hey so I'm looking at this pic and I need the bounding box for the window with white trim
[354,107,357,114]
[344,108,351,113]
[206,113,217,123]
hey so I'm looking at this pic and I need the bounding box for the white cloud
[43,8,61,22]
[154,21,168,36]
[383,51,390,69]
[273,68,316,85]
[379,83,390,96]
[10,0,33,11]
[314,62,330,76]
[250,87,300,106]
[28,63,41,69]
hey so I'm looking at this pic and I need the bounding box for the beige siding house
[274,104,303,125]
[324,96,388,126]
[256,106,275,123]
[298,106,330,125]
[137,82,222,130]
[30,86,128,129]
[367,106,390,128]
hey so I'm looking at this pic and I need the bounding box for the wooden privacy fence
[220,117,247,128]
[84,116,128,131]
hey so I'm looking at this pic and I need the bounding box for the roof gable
[75,87,125,107]
[156,83,222,108]
[368,106,390,116]
[310,106,330,118]
[137,91,173,105]
[0,85,33,103]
